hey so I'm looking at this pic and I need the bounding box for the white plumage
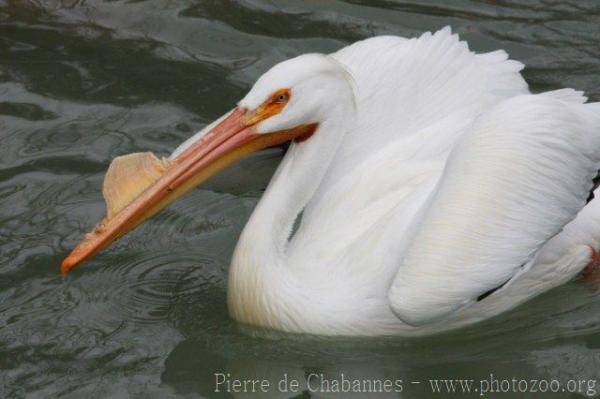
[171,27,600,336]
[390,93,600,325]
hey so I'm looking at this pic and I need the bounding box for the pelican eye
[246,89,291,125]
[275,92,290,103]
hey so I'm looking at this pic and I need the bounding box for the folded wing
[388,93,600,325]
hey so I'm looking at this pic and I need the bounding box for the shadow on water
[160,278,600,398]
[1,0,600,398]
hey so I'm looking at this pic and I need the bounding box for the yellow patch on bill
[103,152,171,219]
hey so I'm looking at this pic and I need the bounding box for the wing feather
[296,27,528,255]
[388,94,600,325]
[321,27,527,188]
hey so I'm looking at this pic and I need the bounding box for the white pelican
[62,27,600,336]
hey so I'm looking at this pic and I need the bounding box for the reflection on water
[1,0,600,397]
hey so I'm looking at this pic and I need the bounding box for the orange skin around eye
[245,88,291,126]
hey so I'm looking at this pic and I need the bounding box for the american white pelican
[62,27,600,336]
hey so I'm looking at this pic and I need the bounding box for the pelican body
[62,27,600,337]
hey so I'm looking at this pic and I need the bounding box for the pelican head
[61,53,355,272]
[240,53,355,133]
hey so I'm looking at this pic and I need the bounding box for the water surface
[2,1,600,398]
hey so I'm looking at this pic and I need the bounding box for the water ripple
[2,0,600,397]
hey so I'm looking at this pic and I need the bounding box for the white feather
[191,27,600,336]
[388,94,600,325]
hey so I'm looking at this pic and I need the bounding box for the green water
[2,1,600,398]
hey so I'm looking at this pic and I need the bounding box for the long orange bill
[61,107,316,273]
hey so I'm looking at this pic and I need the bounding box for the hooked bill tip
[60,255,78,274]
